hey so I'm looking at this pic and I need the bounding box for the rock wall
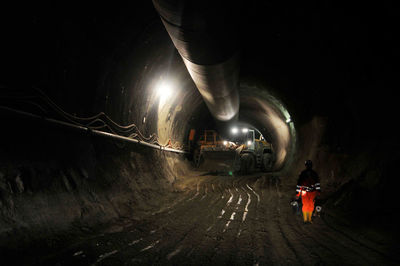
[286,115,400,233]
[0,114,191,257]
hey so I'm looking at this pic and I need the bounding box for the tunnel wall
[289,115,400,228]
[237,83,296,171]
[0,113,191,256]
[0,8,199,256]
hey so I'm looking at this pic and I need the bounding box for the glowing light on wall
[156,79,175,108]
[157,81,173,98]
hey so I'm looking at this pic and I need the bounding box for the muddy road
[34,173,397,265]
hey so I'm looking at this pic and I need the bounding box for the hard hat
[290,201,298,207]
[305,160,313,168]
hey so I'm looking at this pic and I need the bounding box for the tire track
[260,179,302,265]
[118,181,225,264]
[308,219,397,265]
[321,213,399,264]
[44,173,397,265]
[283,203,352,265]
[150,179,234,264]
[188,182,242,264]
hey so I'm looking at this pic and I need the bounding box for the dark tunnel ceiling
[1,1,398,152]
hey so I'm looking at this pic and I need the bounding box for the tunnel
[0,1,399,265]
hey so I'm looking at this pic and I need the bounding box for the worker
[295,160,321,223]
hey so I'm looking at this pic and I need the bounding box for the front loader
[193,129,274,174]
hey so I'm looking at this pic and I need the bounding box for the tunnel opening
[182,86,296,175]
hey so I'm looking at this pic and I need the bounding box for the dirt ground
[31,172,398,265]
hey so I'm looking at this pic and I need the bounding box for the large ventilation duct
[152,0,240,121]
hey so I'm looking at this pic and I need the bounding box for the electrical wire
[0,87,185,150]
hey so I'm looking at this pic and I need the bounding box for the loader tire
[240,153,255,175]
[261,153,273,172]
[197,154,204,168]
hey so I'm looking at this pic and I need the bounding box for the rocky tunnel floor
[30,173,397,266]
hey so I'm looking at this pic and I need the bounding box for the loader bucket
[197,149,240,173]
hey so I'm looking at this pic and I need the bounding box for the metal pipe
[0,106,187,154]
[152,0,240,121]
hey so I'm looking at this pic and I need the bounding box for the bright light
[286,118,291,123]
[247,140,252,145]
[242,128,248,133]
[156,81,173,99]
[231,127,238,134]
[223,140,228,145]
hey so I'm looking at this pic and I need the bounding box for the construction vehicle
[193,129,274,174]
